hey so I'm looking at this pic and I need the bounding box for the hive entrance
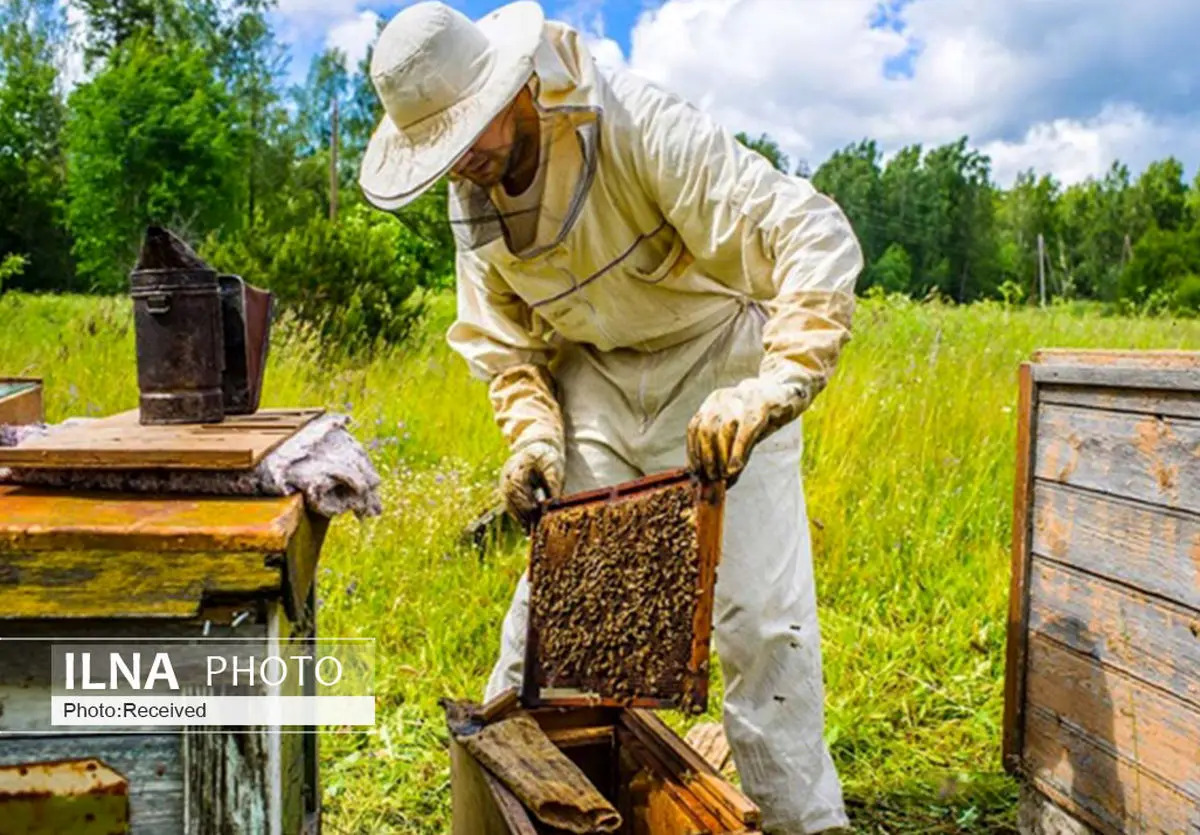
[524,470,725,714]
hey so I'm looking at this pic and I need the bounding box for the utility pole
[1122,233,1132,266]
[330,97,339,223]
[1037,232,1046,306]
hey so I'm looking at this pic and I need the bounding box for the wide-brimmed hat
[358,1,545,210]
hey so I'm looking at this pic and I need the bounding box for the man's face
[451,101,518,188]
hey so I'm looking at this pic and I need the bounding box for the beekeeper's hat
[358,1,545,210]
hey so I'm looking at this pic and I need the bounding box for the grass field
[2,290,1197,833]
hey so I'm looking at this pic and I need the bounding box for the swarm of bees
[529,482,703,707]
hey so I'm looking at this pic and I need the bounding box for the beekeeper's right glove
[499,439,564,529]
[487,363,566,528]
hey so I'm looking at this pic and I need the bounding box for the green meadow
[2,290,1195,833]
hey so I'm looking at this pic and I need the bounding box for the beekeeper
[359,2,863,832]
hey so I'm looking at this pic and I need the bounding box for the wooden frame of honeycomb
[521,468,726,715]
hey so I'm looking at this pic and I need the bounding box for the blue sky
[269,0,1200,186]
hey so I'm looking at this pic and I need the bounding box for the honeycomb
[529,480,706,709]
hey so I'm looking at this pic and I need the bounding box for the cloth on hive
[452,711,622,834]
[0,413,382,519]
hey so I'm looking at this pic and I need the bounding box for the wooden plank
[1024,705,1200,834]
[1031,364,1200,392]
[623,709,760,827]
[450,736,535,835]
[617,726,724,833]
[0,549,281,619]
[0,408,323,470]
[1038,384,1200,421]
[183,728,270,835]
[0,733,183,834]
[1032,349,1200,371]
[0,487,304,553]
[1025,633,1200,799]
[1031,481,1200,611]
[1027,559,1200,708]
[543,726,615,749]
[1034,403,1200,513]
[1004,361,1037,773]
[281,512,326,626]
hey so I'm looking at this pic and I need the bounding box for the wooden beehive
[0,485,328,834]
[448,701,761,835]
[1003,350,1200,835]
[0,377,43,425]
[523,469,725,715]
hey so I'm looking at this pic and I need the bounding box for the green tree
[1131,157,1188,232]
[994,169,1059,298]
[0,0,72,290]
[868,243,913,294]
[813,140,885,271]
[66,33,244,291]
[215,0,293,228]
[1118,224,1200,306]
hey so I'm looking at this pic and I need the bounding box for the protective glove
[499,439,565,529]
[686,376,810,483]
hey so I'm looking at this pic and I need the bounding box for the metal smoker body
[129,226,274,425]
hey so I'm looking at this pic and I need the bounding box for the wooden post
[1036,233,1046,306]
[330,97,339,223]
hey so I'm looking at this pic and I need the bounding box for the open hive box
[522,469,726,714]
[448,698,760,835]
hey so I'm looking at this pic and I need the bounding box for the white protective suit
[445,21,863,835]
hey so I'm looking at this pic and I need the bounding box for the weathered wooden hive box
[0,378,44,425]
[0,485,328,834]
[449,703,761,834]
[1003,349,1200,835]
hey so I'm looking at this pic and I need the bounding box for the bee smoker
[129,226,274,425]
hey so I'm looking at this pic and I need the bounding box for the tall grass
[1,290,1196,833]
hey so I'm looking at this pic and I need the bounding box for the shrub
[867,243,913,294]
[1172,274,1200,314]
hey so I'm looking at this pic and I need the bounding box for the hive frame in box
[521,467,726,715]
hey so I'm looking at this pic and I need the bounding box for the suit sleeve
[612,69,864,409]
[446,248,565,455]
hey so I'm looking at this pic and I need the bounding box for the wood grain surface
[0,486,304,552]
[0,407,323,470]
[1034,403,1200,513]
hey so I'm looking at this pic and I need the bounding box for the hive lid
[521,468,725,715]
[0,407,323,470]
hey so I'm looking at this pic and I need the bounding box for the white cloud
[276,0,360,27]
[326,10,380,69]
[614,0,1200,185]
[982,104,1200,186]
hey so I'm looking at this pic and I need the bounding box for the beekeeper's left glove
[686,376,810,482]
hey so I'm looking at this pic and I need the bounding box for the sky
[271,0,1200,187]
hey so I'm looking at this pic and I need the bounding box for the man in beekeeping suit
[359,2,863,832]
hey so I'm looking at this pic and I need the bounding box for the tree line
[2,0,1197,348]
